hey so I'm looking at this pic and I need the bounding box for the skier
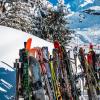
[89,44,96,71]
[87,43,98,81]
[87,50,93,67]
[79,47,86,73]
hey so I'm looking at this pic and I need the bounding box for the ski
[26,38,32,51]
[15,38,34,100]
[62,46,79,100]
[14,59,23,100]
[49,55,61,100]
[42,47,54,100]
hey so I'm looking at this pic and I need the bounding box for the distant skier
[87,50,93,66]
[87,43,96,73]
[90,44,96,71]
[79,47,86,73]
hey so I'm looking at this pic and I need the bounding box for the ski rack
[14,39,53,100]
[14,38,82,100]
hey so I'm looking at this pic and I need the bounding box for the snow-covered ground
[0,26,54,100]
[0,26,54,67]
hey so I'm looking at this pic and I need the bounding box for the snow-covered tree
[0,0,73,46]
[0,0,33,33]
[29,0,53,38]
[40,0,73,45]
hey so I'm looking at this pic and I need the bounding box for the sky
[49,0,71,5]
[49,0,58,5]
[49,0,78,11]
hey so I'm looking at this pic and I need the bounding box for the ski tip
[54,40,60,49]
[26,38,32,51]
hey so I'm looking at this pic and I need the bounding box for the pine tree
[41,0,73,45]
[0,0,73,46]
[29,0,53,38]
[0,0,33,33]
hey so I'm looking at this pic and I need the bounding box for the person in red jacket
[87,43,96,71]
[87,43,98,82]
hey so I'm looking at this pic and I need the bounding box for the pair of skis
[62,48,80,100]
[27,43,53,100]
[15,38,32,100]
[29,47,53,100]
[42,47,53,100]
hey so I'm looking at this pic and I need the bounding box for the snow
[0,87,7,92]
[89,6,100,10]
[85,0,94,3]
[80,2,90,7]
[0,26,54,67]
[80,0,94,7]
[68,9,100,48]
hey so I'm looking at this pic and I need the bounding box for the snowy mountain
[83,6,100,15]
[69,12,100,44]
[0,26,54,100]
[69,11,100,29]
[65,0,100,11]
[68,3,100,45]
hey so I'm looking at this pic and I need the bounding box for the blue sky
[49,0,76,11]
[49,0,58,5]
[49,0,71,5]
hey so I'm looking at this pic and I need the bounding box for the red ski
[26,38,32,51]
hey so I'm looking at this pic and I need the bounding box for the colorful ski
[42,47,53,100]
[49,55,59,100]
[26,38,32,51]
[29,56,45,100]
[54,40,73,99]
[62,46,79,100]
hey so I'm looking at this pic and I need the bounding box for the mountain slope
[68,5,100,45]
[0,26,54,67]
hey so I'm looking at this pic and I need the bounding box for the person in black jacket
[79,47,86,73]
